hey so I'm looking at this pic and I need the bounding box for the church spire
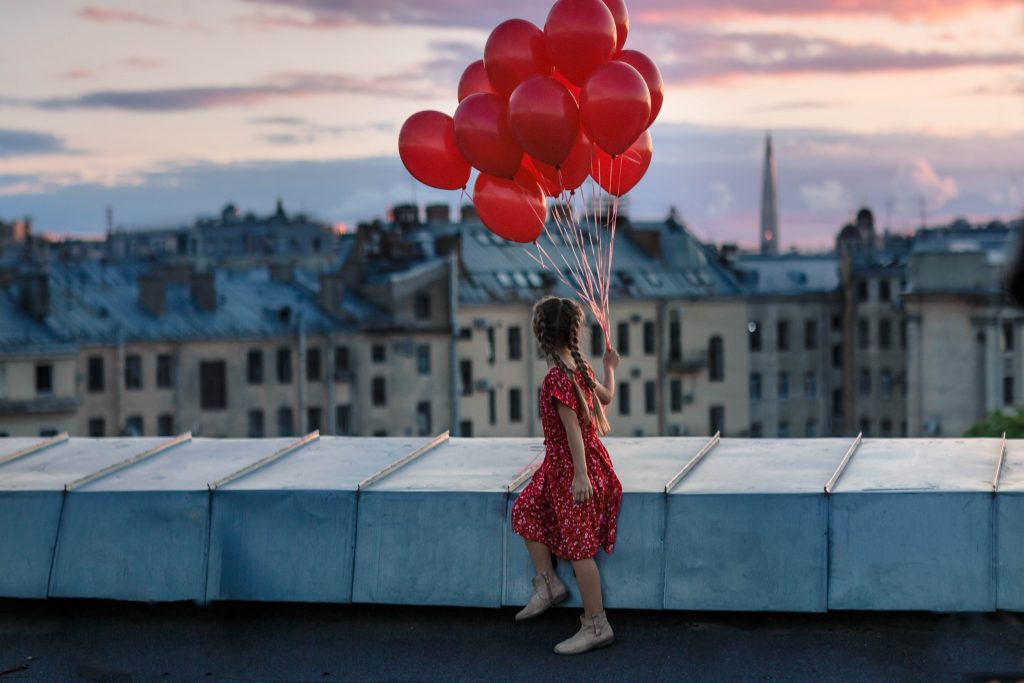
[760,132,779,254]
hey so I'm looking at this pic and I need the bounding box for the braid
[567,304,611,436]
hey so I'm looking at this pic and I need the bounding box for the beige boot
[514,571,569,621]
[554,610,614,655]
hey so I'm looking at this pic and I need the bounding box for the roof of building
[731,252,840,295]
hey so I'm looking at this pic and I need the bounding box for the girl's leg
[570,558,604,617]
[525,539,554,575]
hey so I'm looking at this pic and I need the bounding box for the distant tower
[759,133,779,254]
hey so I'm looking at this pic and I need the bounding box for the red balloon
[520,156,562,197]
[580,61,650,156]
[544,0,617,86]
[484,19,551,98]
[530,128,593,196]
[474,172,546,243]
[591,130,652,196]
[602,0,629,51]
[398,111,471,191]
[453,93,524,179]
[508,76,579,166]
[458,60,495,102]
[615,50,663,128]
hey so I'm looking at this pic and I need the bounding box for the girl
[510,296,623,655]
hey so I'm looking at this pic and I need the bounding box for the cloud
[121,57,163,69]
[655,30,1024,84]
[801,180,851,213]
[706,181,735,217]
[892,159,959,210]
[78,5,203,30]
[252,117,394,145]
[0,130,72,158]
[749,100,842,113]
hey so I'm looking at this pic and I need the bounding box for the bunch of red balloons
[398,0,662,243]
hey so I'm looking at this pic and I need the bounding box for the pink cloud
[78,5,204,30]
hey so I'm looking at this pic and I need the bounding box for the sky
[0,0,1022,249]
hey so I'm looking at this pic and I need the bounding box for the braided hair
[532,296,611,435]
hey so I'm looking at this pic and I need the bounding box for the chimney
[391,203,419,228]
[138,273,166,316]
[269,262,293,283]
[425,203,450,224]
[20,271,49,321]
[625,225,661,259]
[460,204,478,223]
[190,271,217,312]
[319,272,345,316]
[434,233,462,260]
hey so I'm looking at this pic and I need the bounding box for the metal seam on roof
[663,432,721,493]
[0,432,69,467]
[208,431,320,490]
[357,431,450,491]
[825,433,863,494]
[992,432,1007,493]
[64,432,192,491]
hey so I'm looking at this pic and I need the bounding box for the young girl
[510,296,622,655]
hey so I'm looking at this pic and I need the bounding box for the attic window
[496,272,513,288]
[526,272,543,288]
[644,273,662,287]
[512,272,528,288]
[475,232,490,246]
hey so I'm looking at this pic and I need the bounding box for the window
[709,405,724,435]
[880,369,893,398]
[643,321,655,355]
[307,347,322,381]
[88,417,105,437]
[200,361,227,410]
[777,320,789,351]
[644,380,656,414]
[750,373,762,401]
[778,372,789,399]
[277,407,294,437]
[804,371,817,399]
[832,389,843,417]
[618,382,631,416]
[248,410,264,438]
[831,314,841,331]
[125,415,143,436]
[778,421,790,438]
[334,346,351,378]
[1005,377,1015,406]
[880,419,892,438]
[805,419,817,438]
[591,324,603,356]
[247,349,263,384]
[39,428,58,438]
[307,406,322,432]
[417,401,433,435]
[832,344,842,368]
[157,414,174,437]
[749,422,763,438]
[859,417,871,437]
[1003,322,1015,352]
[157,354,173,388]
[804,319,817,350]
[879,319,892,350]
[618,322,630,356]
[670,379,682,413]
[858,319,869,350]
[509,388,523,423]
[372,344,386,363]
[414,293,431,320]
[708,336,724,381]
[416,344,431,375]
[459,360,473,395]
[901,420,908,437]
[857,281,868,302]
[459,420,473,437]
[336,405,353,435]
[749,321,762,352]
[125,355,142,390]
[372,377,387,406]
[277,347,292,383]
[669,315,682,361]
[88,356,104,392]
[879,280,891,302]
[488,389,496,425]
[508,326,522,361]
[486,328,496,364]
[373,429,388,437]
[459,327,472,340]
[900,319,907,350]
[859,368,871,396]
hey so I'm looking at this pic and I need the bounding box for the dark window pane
[708,336,724,381]
[200,360,227,410]
[277,347,292,383]
[277,407,294,437]
[124,415,143,436]
[125,355,142,390]
[509,388,523,423]
[709,405,724,435]
[417,344,431,375]
[334,346,351,374]
[460,359,473,395]
[749,321,762,352]
[417,401,432,435]
[307,347,322,381]
[750,373,761,401]
[372,377,387,406]
[618,322,630,356]
[643,321,655,355]
[669,318,682,361]
[414,293,431,320]
[307,406,322,432]
[670,379,682,413]
[508,326,522,361]
[88,356,104,392]
[371,344,386,363]
[157,414,174,437]
[157,354,173,388]
[618,382,630,416]
[644,380,656,414]
[336,405,353,435]
[591,324,603,356]
[804,319,817,350]
[248,349,263,384]
[88,417,105,437]
[488,389,496,425]
[248,410,264,438]
[777,320,789,351]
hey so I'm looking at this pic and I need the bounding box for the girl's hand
[572,472,593,504]
[603,348,620,371]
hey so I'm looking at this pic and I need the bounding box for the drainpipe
[326,332,336,435]
[115,329,124,435]
[449,252,460,436]
[297,313,307,432]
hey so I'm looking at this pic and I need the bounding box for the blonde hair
[532,296,611,436]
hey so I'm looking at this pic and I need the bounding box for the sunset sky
[1,0,1022,248]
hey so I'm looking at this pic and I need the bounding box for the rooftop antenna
[105,205,113,234]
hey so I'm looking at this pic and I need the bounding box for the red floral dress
[511,365,622,561]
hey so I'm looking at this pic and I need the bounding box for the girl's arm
[557,402,593,503]
[593,348,619,405]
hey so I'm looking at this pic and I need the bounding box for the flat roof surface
[832,438,1001,492]
[0,438,168,492]
[365,437,540,492]
[1,600,1022,683]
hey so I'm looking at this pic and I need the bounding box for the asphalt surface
[2,600,1024,683]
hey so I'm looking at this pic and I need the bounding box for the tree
[964,408,1024,438]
